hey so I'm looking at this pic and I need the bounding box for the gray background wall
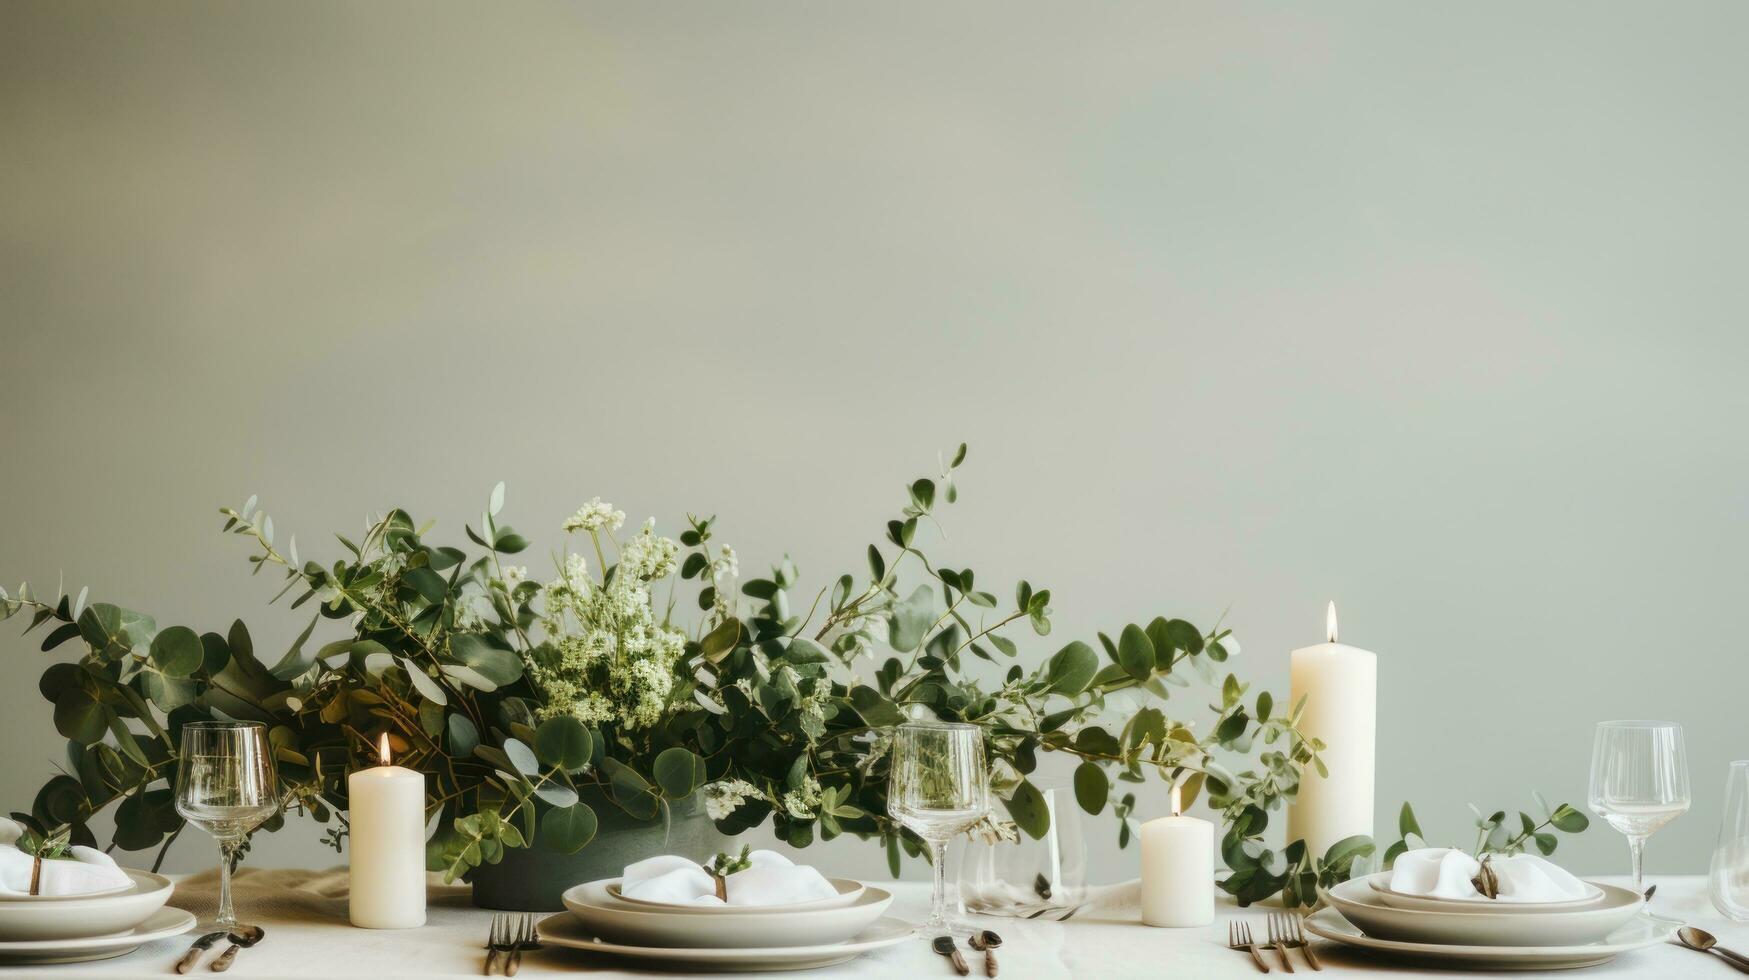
[2,1,1744,882]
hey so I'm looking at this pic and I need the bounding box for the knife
[175,931,227,974]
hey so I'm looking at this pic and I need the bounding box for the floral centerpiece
[3,446,1378,907]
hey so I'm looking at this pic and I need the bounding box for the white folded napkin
[620,850,838,907]
[0,818,133,897]
[1388,847,1591,902]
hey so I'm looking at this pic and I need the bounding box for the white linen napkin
[620,850,838,906]
[0,817,133,896]
[1388,847,1591,902]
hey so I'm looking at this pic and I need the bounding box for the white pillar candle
[348,734,427,929]
[1286,602,1377,859]
[1139,787,1215,927]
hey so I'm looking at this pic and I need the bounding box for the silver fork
[1271,912,1322,971]
[506,914,540,976]
[483,914,511,975]
[1228,920,1271,973]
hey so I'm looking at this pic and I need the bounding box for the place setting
[0,819,187,966]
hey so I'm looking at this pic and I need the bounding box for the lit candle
[348,734,427,929]
[1286,602,1377,858]
[1139,785,1214,927]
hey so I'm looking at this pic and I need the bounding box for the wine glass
[175,722,280,929]
[1588,720,1689,894]
[887,721,990,934]
[1710,761,1749,920]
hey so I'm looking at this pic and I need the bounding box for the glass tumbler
[1710,761,1749,920]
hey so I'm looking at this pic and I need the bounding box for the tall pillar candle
[1286,602,1377,858]
[1139,786,1214,927]
[349,734,427,929]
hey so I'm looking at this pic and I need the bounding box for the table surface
[2,873,1743,979]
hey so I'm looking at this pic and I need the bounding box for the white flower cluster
[619,519,679,580]
[702,778,763,821]
[525,506,686,730]
[711,545,738,581]
[782,774,822,820]
[562,497,625,534]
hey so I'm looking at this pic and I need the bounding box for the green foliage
[3,443,1333,906]
[1381,797,1589,869]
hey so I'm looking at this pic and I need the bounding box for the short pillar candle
[1139,786,1215,927]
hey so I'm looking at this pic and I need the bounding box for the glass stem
[927,839,949,931]
[1628,836,1646,895]
[216,839,238,929]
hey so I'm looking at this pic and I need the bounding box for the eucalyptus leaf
[538,802,598,854]
[1002,779,1050,840]
[534,716,591,773]
[1073,762,1109,815]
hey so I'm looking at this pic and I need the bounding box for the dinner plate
[565,879,892,948]
[1367,874,1605,913]
[0,870,174,941]
[607,876,866,913]
[1304,906,1678,970]
[538,912,910,972]
[1324,877,1644,947]
[0,906,195,965]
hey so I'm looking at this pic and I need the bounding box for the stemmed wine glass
[887,721,990,934]
[1588,720,1690,895]
[175,722,280,929]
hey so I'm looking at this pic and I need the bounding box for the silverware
[210,925,264,973]
[1677,926,1749,974]
[967,929,1001,977]
[176,932,227,974]
[506,914,540,976]
[484,914,516,976]
[1228,920,1270,973]
[932,935,969,976]
[1265,916,1295,973]
[1645,884,1658,902]
[1270,912,1321,971]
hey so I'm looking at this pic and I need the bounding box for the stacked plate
[538,876,909,971]
[1308,871,1677,969]
[0,869,194,965]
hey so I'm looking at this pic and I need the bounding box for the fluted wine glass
[1588,720,1689,895]
[887,721,989,935]
[175,722,279,929]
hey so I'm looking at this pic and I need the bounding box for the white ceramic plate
[538,912,910,972]
[1305,906,1678,970]
[1367,874,1605,912]
[0,870,174,942]
[565,879,892,948]
[606,876,866,913]
[1324,877,1644,947]
[0,907,195,965]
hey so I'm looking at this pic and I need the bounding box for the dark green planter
[469,788,725,911]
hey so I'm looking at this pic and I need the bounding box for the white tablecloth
[1,870,1742,978]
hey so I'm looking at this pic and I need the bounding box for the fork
[506,914,540,976]
[1270,912,1322,971]
[1228,920,1271,973]
[483,914,514,975]
[1262,914,1295,973]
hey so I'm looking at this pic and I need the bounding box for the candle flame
[1326,601,1338,643]
[378,732,391,766]
[1170,783,1182,817]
